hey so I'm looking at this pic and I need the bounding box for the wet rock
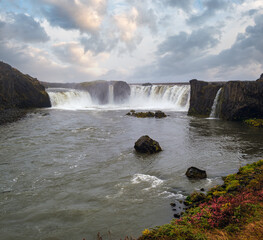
[134,135,162,154]
[154,111,167,118]
[126,110,167,118]
[186,167,207,179]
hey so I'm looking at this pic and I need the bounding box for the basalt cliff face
[188,79,224,117]
[188,77,263,120]
[220,81,263,120]
[0,62,51,110]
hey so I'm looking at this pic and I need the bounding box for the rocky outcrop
[76,80,109,104]
[186,167,207,179]
[134,135,162,154]
[188,77,263,121]
[188,79,225,117]
[257,73,263,82]
[0,61,51,110]
[126,110,167,118]
[112,81,131,103]
[76,80,131,104]
[219,81,263,120]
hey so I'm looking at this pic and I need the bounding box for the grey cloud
[133,13,263,82]
[80,34,118,55]
[0,40,95,83]
[158,26,221,61]
[40,0,106,33]
[187,0,230,26]
[161,0,194,12]
[0,13,49,43]
[208,14,263,68]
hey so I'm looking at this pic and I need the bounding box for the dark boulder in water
[134,135,162,154]
[0,61,51,111]
[186,167,207,179]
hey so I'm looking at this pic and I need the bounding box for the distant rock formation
[76,80,131,105]
[0,61,51,110]
[134,135,162,154]
[257,73,263,82]
[188,76,263,120]
[113,81,131,103]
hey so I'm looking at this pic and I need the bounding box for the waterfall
[47,88,93,110]
[130,85,190,111]
[47,84,190,111]
[108,85,114,104]
[209,88,222,119]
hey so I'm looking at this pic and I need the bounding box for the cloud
[0,40,102,82]
[187,0,231,26]
[132,11,263,82]
[0,13,49,43]
[40,0,106,33]
[207,13,263,69]
[161,0,194,12]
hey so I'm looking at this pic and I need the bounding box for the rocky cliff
[0,61,51,110]
[188,77,263,120]
[188,79,225,117]
[219,81,263,120]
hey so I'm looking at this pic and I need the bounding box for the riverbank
[0,108,27,125]
[138,159,263,240]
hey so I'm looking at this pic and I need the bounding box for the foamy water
[47,84,190,111]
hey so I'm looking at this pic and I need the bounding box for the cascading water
[47,88,93,110]
[47,84,190,111]
[209,88,222,119]
[108,85,114,105]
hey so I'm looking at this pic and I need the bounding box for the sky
[0,0,262,83]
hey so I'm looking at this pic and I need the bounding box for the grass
[244,119,263,128]
[137,160,263,240]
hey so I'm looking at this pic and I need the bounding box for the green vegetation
[244,119,263,128]
[138,160,263,240]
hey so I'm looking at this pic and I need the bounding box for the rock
[188,79,225,117]
[76,80,131,104]
[142,83,152,86]
[188,78,263,121]
[126,110,167,118]
[155,110,167,118]
[134,135,162,154]
[257,73,263,82]
[112,81,131,103]
[76,80,109,104]
[220,81,263,120]
[0,61,51,111]
[186,167,207,179]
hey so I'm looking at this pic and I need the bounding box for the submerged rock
[186,167,207,179]
[134,135,162,154]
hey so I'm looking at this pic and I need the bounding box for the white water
[47,84,190,111]
[209,88,222,119]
